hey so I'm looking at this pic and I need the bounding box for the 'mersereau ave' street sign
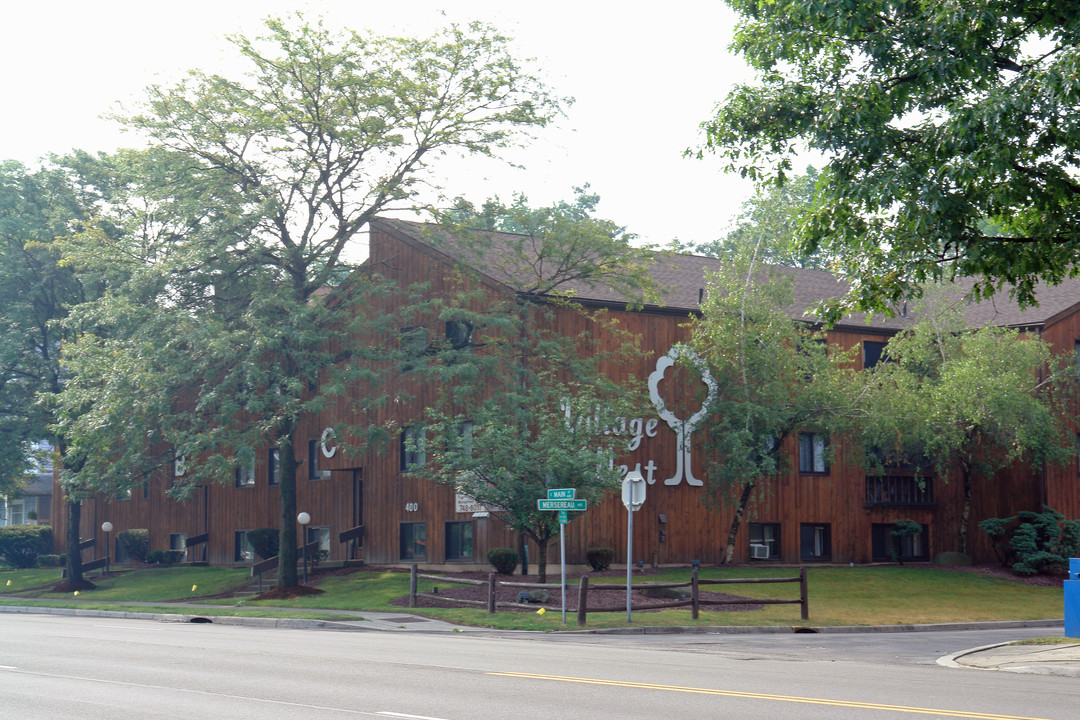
[537,498,588,511]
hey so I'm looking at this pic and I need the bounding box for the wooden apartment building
[51,218,1080,570]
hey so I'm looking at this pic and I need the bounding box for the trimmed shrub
[586,546,615,572]
[486,547,519,575]
[116,529,150,564]
[145,550,185,565]
[246,528,280,560]
[36,554,64,568]
[0,525,53,568]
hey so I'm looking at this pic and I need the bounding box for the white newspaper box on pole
[622,469,645,622]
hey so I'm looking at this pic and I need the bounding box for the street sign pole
[560,516,567,624]
[626,495,633,623]
[537,490,583,625]
[622,469,646,623]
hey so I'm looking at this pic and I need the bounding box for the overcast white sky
[1,1,761,247]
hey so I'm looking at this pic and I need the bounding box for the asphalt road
[1,614,1075,720]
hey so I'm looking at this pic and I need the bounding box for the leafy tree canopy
[701,1,1080,322]
[855,307,1075,553]
[690,249,855,563]
[54,16,561,587]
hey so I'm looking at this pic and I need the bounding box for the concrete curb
[0,603,1063,636]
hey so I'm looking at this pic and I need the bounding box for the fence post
[409,563,418,608]
[691,567,699,620]
[799,567,809,620]
[487,573,496,614]
[577,575,589,627]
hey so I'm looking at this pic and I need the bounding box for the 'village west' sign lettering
[562,344,717,488]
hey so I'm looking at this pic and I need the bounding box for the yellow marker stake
[73,591,79,596]
[191,584,198,592]
[536,607,546,615]
[5,579,11,586]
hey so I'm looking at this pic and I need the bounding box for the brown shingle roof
[373,218,1080,332]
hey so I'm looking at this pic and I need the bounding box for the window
[234,530,254,562]
[798,432,828,474]
[170,532,188,561]
[308,439,330,480]
[871,523,929,562]
[453,420,474,457]
[749,522,780,560]
[865,475,934,507]
[863,340,889,369]
[268,448,280,487]
[445,320,474,350]
[400,522,427,560]
[445,521,474,561]
[800,523,831,561]
[9,499,26,525]
[235,451,255,488]
[401,425,426,471]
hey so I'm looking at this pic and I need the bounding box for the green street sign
[558,510,568,524]
[537,499,588,511]
[547,488,576,500]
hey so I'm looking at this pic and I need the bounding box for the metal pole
[626,501,633,623]
[302,542,308,585]
[560,520,567,624]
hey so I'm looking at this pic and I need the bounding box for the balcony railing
[865,475,934,507]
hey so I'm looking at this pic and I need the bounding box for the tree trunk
[958,466,972,556]
[277,429,299,587]
[518,533,529,576]
[64,497,86,585]
[536,537,549,584]
[723,481,756,564]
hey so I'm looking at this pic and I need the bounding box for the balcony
[865,475,934,507]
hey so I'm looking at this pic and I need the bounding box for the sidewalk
[939,641,1080,678]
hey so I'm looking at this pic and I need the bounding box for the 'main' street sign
[537,499,587,511]
[547,488,576,500]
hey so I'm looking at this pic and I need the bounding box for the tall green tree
[0,157,105,588]
[689,253,854,563]
[856,311,1075,555]
[56,17,561,588]
[700,2,1080,321]
[414,196,656,582]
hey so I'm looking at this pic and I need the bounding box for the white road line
[377,713,452,720]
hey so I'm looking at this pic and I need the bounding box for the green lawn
[1,564,1063,631]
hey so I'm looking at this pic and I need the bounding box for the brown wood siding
[50,227,1074,570]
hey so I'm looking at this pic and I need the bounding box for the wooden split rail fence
[409,565,809,625]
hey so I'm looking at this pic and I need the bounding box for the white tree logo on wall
[648,344,717,486]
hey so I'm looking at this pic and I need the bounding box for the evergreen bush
[979,507,1080,575]
[586,546,615,571]
[116,529,150,563]
[486,547,520,575]
[0,525,53,568]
